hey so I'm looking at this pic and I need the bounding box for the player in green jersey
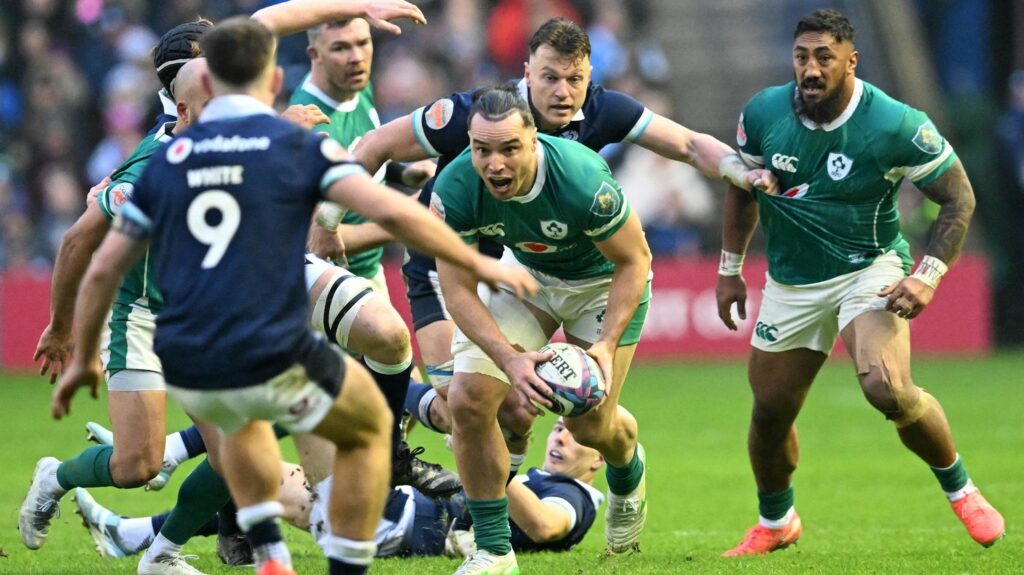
[291,18,459,497]
[715,9,1005,556]
[432,87,652,575]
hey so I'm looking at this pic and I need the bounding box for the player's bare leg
[843,311,1004,546]
[723,347,825,557]
[416,319,457,398]
[108,391,166,486]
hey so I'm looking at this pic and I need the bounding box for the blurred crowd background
[0,0,1022,343]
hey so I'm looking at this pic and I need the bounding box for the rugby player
[715,9,1005,556]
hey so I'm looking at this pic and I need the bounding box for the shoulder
[585,83,644,114]
[542,135,612,186]
[434,148,477,190]
[860,81,935,139]
[743,83,794,123]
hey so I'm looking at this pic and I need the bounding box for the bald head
[174,58,210,131]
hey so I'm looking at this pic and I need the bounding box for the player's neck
[310,69,357,105]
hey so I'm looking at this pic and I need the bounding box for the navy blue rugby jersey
[509,467,604,552]
[121,95,364,390]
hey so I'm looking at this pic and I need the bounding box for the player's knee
[859,366,906,417]
[750,400,799,433]
[363,312,412,365]
[449,379,499,425]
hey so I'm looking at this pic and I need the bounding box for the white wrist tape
[315,202,347,232]
[719,250,745,276]
[719,154,753,192]
[911,255,948,290]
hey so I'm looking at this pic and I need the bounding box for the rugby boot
[86,421,176,491]
[722,511,803,557]
[453,549,519,575]
[605,443,647,553]
[19,456,66,549]
[951,489,1005,547]
[138,551,207,575]
[217,532,255,566]
[74,487,146,557]
[392,441,462,497]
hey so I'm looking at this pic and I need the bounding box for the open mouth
[801,83,825,97]
[548,449,564,461]
[347,70,367,82]
[488,176,513,194]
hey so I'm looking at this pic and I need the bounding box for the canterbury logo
[771,154,799,173]
[755,321,779,342]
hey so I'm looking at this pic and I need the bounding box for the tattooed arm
[879,159,976,319]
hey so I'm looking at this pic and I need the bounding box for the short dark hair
[201,17,276,87]
[153,18,213,95]
[306,19,356,46]
[794,9,855,44]
[468,86,535,130]
[528,17,590,61]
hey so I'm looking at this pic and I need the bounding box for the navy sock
[404,381,435,428]
[218,500,242,537]
[151,512,169,535]
[363,358,414,456]
[179,426,207,458]
[329,558,368,575]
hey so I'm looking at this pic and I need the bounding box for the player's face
[525,45,591,131]
[468,113,538,201]
[792,32,857,123]
[543,419,601,478]
[310,19,373,97]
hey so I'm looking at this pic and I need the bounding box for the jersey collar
[159,89,176,116]
[516,78,586,125]
[155,122,176,142]
[199,95,277,123]
[798,78,863,132]
[508,141,547,203]
[301,73,360,112]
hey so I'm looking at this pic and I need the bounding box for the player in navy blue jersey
[51,17,536,575]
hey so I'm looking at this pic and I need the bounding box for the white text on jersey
[187,166,244,188]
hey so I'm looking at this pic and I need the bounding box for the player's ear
[201,72,213,98]
[307,44,318,62]
[176,102,188,126]
[270,66,284,97]
[523,60,531,84]
[591,454,605,472]
[848,50,859,73]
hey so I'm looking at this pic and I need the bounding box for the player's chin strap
[911,255,948,290]
[718,153,755,192]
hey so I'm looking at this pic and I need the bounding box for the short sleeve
[585,87,650,143]
[315,136,367,195]
[736,101,765,167]
[97,179,138,221]
[885,108,957,187]
[581,170,630,242]
[411,89,476,158]
[431,164,478,244]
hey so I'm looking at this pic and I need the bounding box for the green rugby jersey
[289,75,385,279]
[432,134,631,280]
[97,122,174,311]
[737,78,957,285]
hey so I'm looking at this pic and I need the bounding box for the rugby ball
[534,342,606,417]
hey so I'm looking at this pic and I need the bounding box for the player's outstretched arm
[879,159,976,320]
[634,114,777,194]
[590,211,651,386]
[34,193,111,384]
[716,185,759,331]
[325,173,537,296]
[252,0,426,37]
[53,228,147,419]
[338,222,394,254]
[506,480,573,544]
[352,115,433,177]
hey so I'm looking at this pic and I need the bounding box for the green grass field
[1,354,1021,574]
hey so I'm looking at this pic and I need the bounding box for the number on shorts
[187,190,240,269]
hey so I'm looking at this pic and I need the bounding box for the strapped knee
[891,389,936,428]
[425,360,454,389]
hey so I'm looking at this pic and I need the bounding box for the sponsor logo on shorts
[755,321,779,342]
[827,152,853,180]
[736,113,747,146]
[912,121,943,154]
[590,182,621,216]
[771,153,799,173]
[167,138,193,164]
[425,99,454,130]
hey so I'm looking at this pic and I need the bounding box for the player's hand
[52,357,102,420]
[879,277,934,320]
[33,324,74,385]
[281,104,331,130]
[716,274,748,331]
[746,168,779,196]
[585,339,615,395]
[401,159,436,189]
[362,0,427,35]
[86,176,112,210]
[503,350,555,415]
[473,258,539,299]
[308,224,349,266]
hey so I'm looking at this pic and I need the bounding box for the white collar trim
[301,74,359,112]
[517,78,585,125]
[199,95,277,123]
[159,89,176,115]
[509,141,546,203]
[799,78,863,131]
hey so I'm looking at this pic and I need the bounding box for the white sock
[509,453,526,476]
[323,534,376,566]
[144,533,181,559]
[759,507,795,530]
[945,479,977,502]
[118,517,156,553]
[417,388,440,432]
[163,433,190,467]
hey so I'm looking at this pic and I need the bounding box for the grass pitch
[1,354,1021,574]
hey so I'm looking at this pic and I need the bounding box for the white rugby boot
[453,548,519,575]
[19,456,66,549]
[604,443,647,553]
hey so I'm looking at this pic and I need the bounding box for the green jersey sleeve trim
[411,107,442,157]
[740,150,765,167]
[320,163,367,194]
[624,108,654,143]
[884,144,955,185]
[585,201,630,240]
